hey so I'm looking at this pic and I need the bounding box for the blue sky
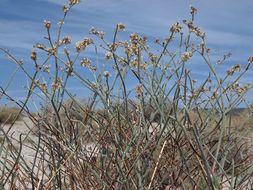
[0,0,253,108]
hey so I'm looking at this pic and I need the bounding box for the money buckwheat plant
[0,1,253,190]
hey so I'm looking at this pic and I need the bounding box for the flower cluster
[63,5,69,13]
[124,42,134,57]
[232,83,251,95]
[47,47,56,55]
[36,43,45,50]
[61,36,71,45]
[40,82,48,93]
[135,84,144,97]
[43,20,51,29]
[183,20,205,38]
[148,52,157,63]
[227,64,241,76]
[75,38,93,52]
[69,0,80,5]
[51,78,62,91]
[170,22,182,33]
[131,59,147,70]
[80,58,92,67]
[190,6,197,16]
[30,50,37,61]
[42,65,50,73]
[130,33,144,45]
[191,87,207,98]
[211,91,218,99]
[105,52,114,60]
[89,27,105,39]
[66,61,74,76]
[181,51,193,62]
[117,23,125,32]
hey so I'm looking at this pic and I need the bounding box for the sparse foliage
[0,1,253,190]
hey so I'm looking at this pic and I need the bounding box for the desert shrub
[0,106,22,124]
[0,1,253,189]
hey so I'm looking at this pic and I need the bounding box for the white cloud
[205,29,253,47]
[0,20,44,50]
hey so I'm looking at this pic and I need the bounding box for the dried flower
[183,20,195,32]
[98,31,105,39]
[192,89,199,97]
[149,52,157,62]
[75,38,93,52]
[236,87,246,94]
[57,19,64,26]
[89,27,105,39]
[155,38,160,44]
[43,20,51,29]
[131,59,147,70]
[199,42,205,55]
[63,5,69,13]
[105,51,113,60]
[69,0,80,5]
[117,23,125,32]
[67,60,74,67]
[91,82,98,89]
[183,20,205,39]
[30,50,37,61]
[80,58,91,67]
[61,36,71,45]
[211,91,218,99]
[130,44,139,55]
[233,84,251,95]
[89,27,97,34]
[248,57,253,64]
[170,22,182,33]
[103,71,110,78]
[42,65,50,73]
[130,33,141,44]
[181,51,193,62]
[36,43,45,50]
[40,83,48,93]
[83,38,93,45]
[135,84,144,97]
[124,42,134,57]
[190,6,197,15]
[109,42,121,50]
[131,59,138,68]
[140,63,148,70]
[51,78,62,91]
[227,64,241,76]
[194,27,205,38]
[47,47,56,55]
[67,67,74,76]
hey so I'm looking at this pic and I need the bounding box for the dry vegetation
[1,0,253,189]
[0,106,22,124]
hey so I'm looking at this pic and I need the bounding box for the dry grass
[0,106,22,124]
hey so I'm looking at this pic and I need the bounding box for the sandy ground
[0,116,100,189]
[0,117,37,164]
